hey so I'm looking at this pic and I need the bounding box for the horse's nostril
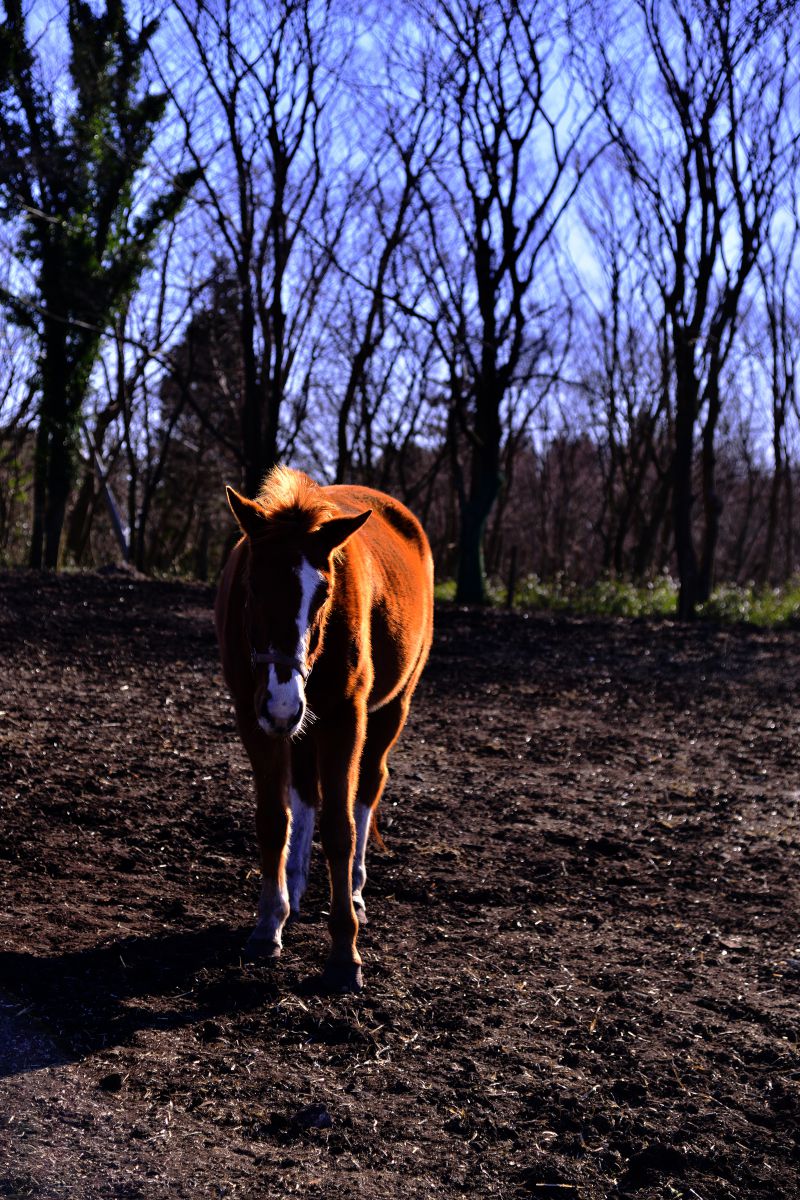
[263,702,304,732]
[281,705,303,728]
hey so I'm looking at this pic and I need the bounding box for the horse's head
[226,485,371,739]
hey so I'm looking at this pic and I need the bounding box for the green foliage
[512,574,679,618]
[0,0,199,565]
[698,581,800,627]
[0,0,195,329]
[0,443,33,564]
[436,574,800,627]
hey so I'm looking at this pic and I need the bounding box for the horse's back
[323,485,433,703]
[323,485,428,550]
[323,485,431,579]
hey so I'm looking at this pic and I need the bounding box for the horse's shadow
[0,923,282,1079]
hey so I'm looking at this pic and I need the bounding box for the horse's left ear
[226,485,268,539]
[314,510,372,557]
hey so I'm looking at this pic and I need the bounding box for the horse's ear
[314,510,372,557]
[226,486,267,539]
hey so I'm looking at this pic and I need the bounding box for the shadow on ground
[0,924,269,1076]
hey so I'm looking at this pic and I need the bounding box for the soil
[1,568,799,1200]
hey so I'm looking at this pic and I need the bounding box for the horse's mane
[254,465,337,537]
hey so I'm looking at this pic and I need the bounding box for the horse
[215,466,434,992]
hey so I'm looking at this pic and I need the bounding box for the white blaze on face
[296,557,325,657]
[259,557,325,734]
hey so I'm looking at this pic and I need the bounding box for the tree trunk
[65,470,98,565]
[761,400,787,586]
[194,518,211,582]
[134,488,153,573]
[453,380,502,605]
[455,440,502,604]
[672,375,699,620]
[28,420,49,569]
[456,499,490,604]
[240,285,264,497]
[336,343,371,485]
[632,472,671,580]
[697,375,723,604]
[43,425,74,569]
[785,468,795,581]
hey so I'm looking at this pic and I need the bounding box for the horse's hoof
[354,902,368,926]
[320,961,363,993]
[243,935,281,962]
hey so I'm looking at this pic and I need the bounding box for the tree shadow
[0,923,279,1078]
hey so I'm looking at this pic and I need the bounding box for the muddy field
[1,569,799,1199]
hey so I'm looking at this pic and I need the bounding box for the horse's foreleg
[286,743,319,917]
[287,786,315,916]
[316,705,366,992]
[245,745,291,960]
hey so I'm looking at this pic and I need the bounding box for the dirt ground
[1,569,799,1199]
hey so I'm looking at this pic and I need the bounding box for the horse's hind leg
[316,703,367,991]
[286,743,319,917]
[353,693,411,923]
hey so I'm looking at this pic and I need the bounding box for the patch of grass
[514,574,679,618]
[436,573,679,616]
[434,577,509,606]
[698,580,800,626]
[433,579,457,602]
[435,573,800,626]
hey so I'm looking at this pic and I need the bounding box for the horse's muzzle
[259,701,305,738]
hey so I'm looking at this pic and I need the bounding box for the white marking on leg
[253,874,290,952]
[286,786,315,914]
[352,803,372,916]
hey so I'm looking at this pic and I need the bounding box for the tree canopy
[0,0,199,566]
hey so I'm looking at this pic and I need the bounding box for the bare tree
[756,190,800,583]
[600,0,800,616]
[0,0,198,568]
[159,0,350,496]
[332,63,443,484]
[414,0,604,602]
[574,177,672,579]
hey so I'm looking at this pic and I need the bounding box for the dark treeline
[1,0,799,615]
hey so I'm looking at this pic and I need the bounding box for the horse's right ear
[226,486,267,539]
[313,510,372,557]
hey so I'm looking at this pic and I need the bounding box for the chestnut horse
[215,466,433,991]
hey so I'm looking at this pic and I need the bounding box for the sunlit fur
[255,466,338,537]
[215,465,434,990]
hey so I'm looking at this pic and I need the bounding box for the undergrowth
[434,575,800,627]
